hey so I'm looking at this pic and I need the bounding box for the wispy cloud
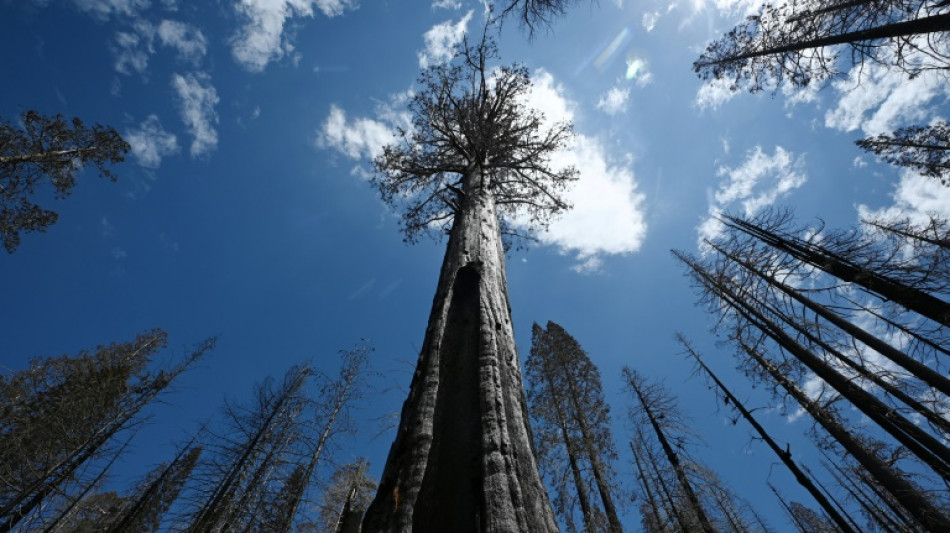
[126,115,179,168]
[432,0,461,8]
[695,77,739,110]
[418,10,473,69]
[698,146,807,248]
[857,170,950,225]
[172,72,219,157]
[230,0,357,72]
[157,20,207,64]
[318,105,398,161]
[597,86,630,115]
[70,0,149,20]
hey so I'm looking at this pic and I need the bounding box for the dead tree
[678,335,859,533]
[623,369,716,533]
[694,0,950,93]
[526,321,623,532]
[857,122,950,187]
[188,366,310,533]
[0,331,213,533]
[361,27,575,533]
[0,110,129,252]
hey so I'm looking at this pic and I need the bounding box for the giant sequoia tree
[361,29,575,532]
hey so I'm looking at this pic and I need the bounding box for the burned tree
[361,29,575,533]
[694,0,950,93]
[857,122,950,187]
[526,321,623,533]
[0,110,129,253]
[315,459,377,533]
[0,330,213,533]
[678,336,859,533]
[675,213,950,530]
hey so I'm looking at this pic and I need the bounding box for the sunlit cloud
[418,10,473,68]
[126,115,179,168]
[698,146,807,249]
[231,0,357,72]
[172,72,219,157]
[597,86,630,115]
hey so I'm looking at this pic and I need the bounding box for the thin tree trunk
[724,216,950,327]
[541,363,594,532]
[361,166,557,533]
[561,365,623,532]
[628,379,716,533]
[682,341,859,533]
[680,253,950,479]
[696,14,950,67]
[708,240,950,397]
[737,338,950,532]
[629,441,669,533]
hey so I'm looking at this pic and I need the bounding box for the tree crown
[372,28,577,244]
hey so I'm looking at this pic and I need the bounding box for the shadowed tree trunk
[362,167,558,532]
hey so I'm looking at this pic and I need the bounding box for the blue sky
[3,0,950,530]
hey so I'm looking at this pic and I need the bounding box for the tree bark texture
[362,168,558,533]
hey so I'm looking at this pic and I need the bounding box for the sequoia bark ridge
[361,167,559,532]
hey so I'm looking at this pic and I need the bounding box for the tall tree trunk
[724,216,950,327]
[679,253,950,479]
[361,167,558,533]
[627,379,716,533]
[629,441,669,533]
[737,339,950,532]
[560,363,623,532]
[708,240,950,397]
[681,340,859,533]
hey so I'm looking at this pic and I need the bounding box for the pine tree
[526,321,623,533]
[857,122,950,187]
[0,110,129,252]
[315,459,376,533]
[694,0,950,93]
[360,26,574,533]
[0,330,213,532]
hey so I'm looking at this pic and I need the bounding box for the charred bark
[361,168,558,532]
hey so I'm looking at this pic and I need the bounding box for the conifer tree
[526,321,623,533]
[361,22,574,532]
[694,0,950,93]
[0,110,129,252]
[0,330,213,532]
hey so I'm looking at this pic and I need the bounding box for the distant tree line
[0,334,375,533]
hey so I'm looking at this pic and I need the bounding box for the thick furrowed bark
[362,168,557,533]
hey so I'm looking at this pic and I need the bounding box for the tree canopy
[372,29,577,244]
[0,110,129,253]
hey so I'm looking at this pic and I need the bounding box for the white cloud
[113,20,155,76]
[695,77,739,110]
[596,86,630,116]
[318,105,396,160]
[231,0,357,72]
[642,11,660,32]
[698,146,807,247]
[418,11,473,69]
[625,57,653,87]
[70,0,149,20]
[432,0,461,8]
[157,20,207,64]
[825,60,950,136]
[857,170,950,225]
[126,115,179,168]
[523,71,648,269]
[171,72,219,157]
